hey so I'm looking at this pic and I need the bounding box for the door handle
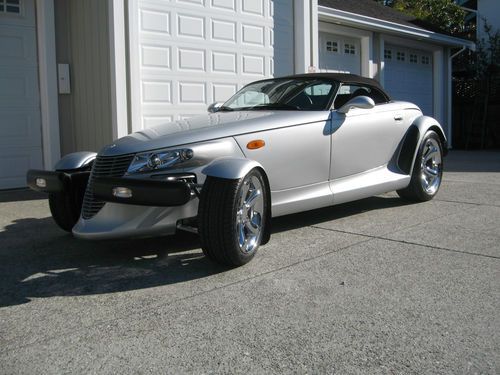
[394,115,403,121]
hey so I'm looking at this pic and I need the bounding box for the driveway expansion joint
[310,225,500,261]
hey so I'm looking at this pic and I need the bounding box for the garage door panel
[130,0,292,129]
[0,68,39,107]
[0,0,42,189]
[0,25,37,66]
[0,147,43,189]
[384,44,433,116]
[0,109,42,148]
[318,31,361,74]
[0,0,36,27]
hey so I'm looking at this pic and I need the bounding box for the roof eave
[318,6,476,50]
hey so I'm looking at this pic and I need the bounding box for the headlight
[126,148,194,174]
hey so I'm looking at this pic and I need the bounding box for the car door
[329,84,405,180]
[233,81,336,216]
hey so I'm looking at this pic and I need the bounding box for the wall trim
[433,48,444,126]
[294,0,311,73]
[36,0,60,168]
[318,6,475,49]
[108,0,129,139]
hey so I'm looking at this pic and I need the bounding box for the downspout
[447,46,467,149]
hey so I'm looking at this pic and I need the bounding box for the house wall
[54,0,113,155]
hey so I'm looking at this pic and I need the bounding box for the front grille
[82,154,135,219]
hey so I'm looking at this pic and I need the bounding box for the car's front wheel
[397,130,444,202]
[198,168,268,266]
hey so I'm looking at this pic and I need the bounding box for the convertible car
[27,73,446,266]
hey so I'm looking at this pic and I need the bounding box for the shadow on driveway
[0,195,411,308]
[0,219,227,307]
[445,150,500,173]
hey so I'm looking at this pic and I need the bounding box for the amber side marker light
[247,139,266,150]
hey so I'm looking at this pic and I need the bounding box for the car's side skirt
[330,166,410,205]
[271,182,333,218]
[270,167,410,218]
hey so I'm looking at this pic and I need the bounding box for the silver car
[27,73,446,266]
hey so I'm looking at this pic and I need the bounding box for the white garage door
[318,31,361,74]
[0,0,43,189]
[128,0,294,130]
[384,45,433,116]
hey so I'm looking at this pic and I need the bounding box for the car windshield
[220,78,338,111]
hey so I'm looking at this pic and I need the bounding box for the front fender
[201,157,264,180]
[55,151,97,171]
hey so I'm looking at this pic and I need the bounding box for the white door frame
[35,0,60,168]
[108,0,129,139]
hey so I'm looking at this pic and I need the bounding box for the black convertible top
[282,73,386,93]
[243,73,391,105]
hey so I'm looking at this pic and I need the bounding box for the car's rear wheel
[198,168,268,266]
[49,191,82,232]
[397,130,443,202]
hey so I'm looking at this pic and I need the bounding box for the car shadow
[0,189,46,203]
[0,218,228,307]
[444,150,500,173]
[0,195,411,308]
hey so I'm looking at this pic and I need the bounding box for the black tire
[48,173,88,232]
[48,192,80,232]
[397,130,444,202]
[198,168,269,266]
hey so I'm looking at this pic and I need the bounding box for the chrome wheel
[420,138,442,195]
[236,174,264,253]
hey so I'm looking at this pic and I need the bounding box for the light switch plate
[57,63,71,94]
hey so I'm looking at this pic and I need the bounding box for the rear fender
[398,116,448,175]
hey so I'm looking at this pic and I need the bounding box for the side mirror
[337,96,375,114]
[207,102,222,113]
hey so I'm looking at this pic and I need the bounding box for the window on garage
[344,43,356,55]
[0,0,20,14]
[410,54,418,63]
[384,49,392,60]
[326,40,339,53]
[396,51,405,62]
[422,56,430,65]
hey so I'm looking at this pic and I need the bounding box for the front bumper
[27,169,90,194]
[92,176,193,207]
[72,199,199,240]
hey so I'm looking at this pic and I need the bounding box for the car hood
[99,110,330,156]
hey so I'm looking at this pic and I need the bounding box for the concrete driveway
[0,151,499,374]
